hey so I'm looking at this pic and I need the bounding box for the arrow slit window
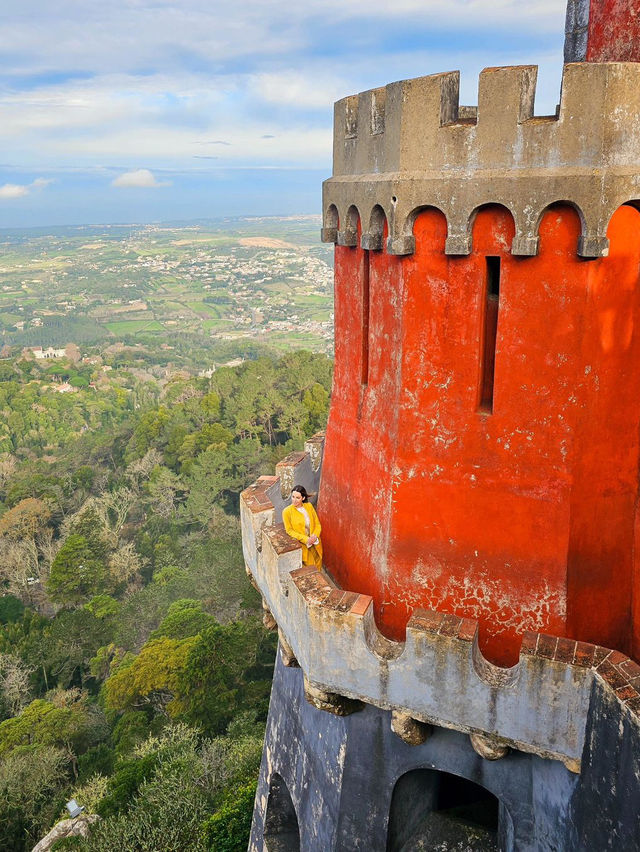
[479,256,500,413]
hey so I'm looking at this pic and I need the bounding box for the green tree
[0,691,107,759]
[104,636,197,716]
[201,780,257,852]
[77,725,212,852]
[0,595,24,624]
[41,606,117,690]
[150,599,215,641]
[0,745,69,852]
[176,619,275,736]
[0,362,16,382]
[48,534,111,606]
[182,446,232,528]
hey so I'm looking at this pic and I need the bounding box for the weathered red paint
[319,204,640,665]
[586,0,640,62]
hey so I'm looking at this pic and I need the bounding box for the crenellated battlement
[240,438,640,773]
[322,62,640,257]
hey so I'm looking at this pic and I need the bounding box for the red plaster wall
[587,0,640,61]
[319,204,640,665]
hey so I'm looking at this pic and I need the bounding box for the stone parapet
[322,62,640,257]
[241,437,640,772]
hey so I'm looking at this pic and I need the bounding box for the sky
[0,0,569,228]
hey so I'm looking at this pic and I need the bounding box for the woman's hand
[307,536,317,547]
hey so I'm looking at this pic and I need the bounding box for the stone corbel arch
[321,203,339,243]
[533,199,595,258]
[337,204,360,247]
[361,204,388,251]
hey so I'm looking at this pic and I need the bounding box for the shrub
[0,595,24,624]
[201,779,257,852]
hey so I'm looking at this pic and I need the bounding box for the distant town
[0,216,334,361]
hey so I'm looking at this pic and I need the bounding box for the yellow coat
[282,502,323,568]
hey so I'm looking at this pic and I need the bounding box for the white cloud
[250,71,348,110]
[0,177,53,199]
[0,184,29,199]
[0,0,568,220]
[112,169,171,188]
[0,2,564,79]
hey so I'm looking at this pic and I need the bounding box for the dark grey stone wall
[251,653,605,851]
[252,653,640,850]
[568,680,640,849]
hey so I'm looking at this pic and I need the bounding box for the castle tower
[242,3,640,848]
[319,60,640,667]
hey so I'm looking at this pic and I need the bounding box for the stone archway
[386,767,509,851]
[264,772,300,851]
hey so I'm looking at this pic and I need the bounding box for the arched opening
[264,773,300,851]
[534,200,585,256]
[387,768,506,851]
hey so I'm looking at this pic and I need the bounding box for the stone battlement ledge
[240,434,640,772]
[322,62,640,258]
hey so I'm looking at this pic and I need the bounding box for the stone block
[390,710,432,745]
[470,731,510,760]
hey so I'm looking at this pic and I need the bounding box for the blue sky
[0,0,568,228]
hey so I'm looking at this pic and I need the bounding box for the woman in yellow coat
[282,484,323,568]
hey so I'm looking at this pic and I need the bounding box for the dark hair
[291,484,308,502]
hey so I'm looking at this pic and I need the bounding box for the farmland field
[0,216,334,365]
[104,319,165,334]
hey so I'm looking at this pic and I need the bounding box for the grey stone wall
[251,653,589,851]
[251,652,640,851]
[244,445,640,849]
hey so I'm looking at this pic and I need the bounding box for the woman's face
[291,490,304,507]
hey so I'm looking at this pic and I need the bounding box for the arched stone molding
[361,204,387,251]
[532,199,597,259]
[400,204,448,257]
[465,202,517,256]
[321,203,339,243]
[337,204,360,247]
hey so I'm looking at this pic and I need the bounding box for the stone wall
[250,652,640,850]
[322,63,640,257]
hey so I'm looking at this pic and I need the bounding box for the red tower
[320,179,640,667]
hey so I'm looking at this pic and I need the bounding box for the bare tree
[109,542,145,589]
[100,487,136,536]
[0,453,17,493]
[0,653,33,714]
[0,537,40,600]
[146,467,182,519]
[126,448,163,492]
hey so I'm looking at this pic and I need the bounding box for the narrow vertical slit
[362,249,370,386]
[479,256,500,413]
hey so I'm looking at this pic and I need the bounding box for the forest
[0,346,332,851]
